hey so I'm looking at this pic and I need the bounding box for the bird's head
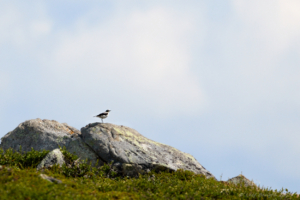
[106,110,111,112]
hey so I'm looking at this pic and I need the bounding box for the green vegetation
[0,148,299,199]
[0,147,49,169]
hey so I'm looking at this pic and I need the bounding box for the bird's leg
[102,119,103,123]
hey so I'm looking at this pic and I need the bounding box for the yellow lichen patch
[62,127,75,135]
[183,153,197,162]
[113,127,166,150]
[112,127,125,135]
[113,128,141,147]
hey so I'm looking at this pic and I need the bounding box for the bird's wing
[97,112,107,117]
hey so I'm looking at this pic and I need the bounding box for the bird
[94,110,111,123]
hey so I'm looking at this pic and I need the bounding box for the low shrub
[0,147,49,168]
[0,147,299,199]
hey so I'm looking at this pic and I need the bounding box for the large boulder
[0,119,103,166]
[81,123,215,179]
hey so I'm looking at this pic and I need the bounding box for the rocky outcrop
[81,123,215,179]
[0,119,215,178]
[37,149,65,170]
[227,174,256,187]
[0,119,102,166]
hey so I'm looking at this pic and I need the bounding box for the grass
[0,148,299,200]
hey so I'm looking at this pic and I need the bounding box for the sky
[1,0,300,193]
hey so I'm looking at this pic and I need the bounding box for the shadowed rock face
[0,119,102,166]
[81,123,215,179]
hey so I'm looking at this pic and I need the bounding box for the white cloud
[47,7,206,118]
[201,0,300,115]
[0,2,53,47]
[231,0,300,55]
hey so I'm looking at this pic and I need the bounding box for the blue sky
[1,0,300,193]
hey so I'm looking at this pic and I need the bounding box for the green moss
[0,147,299,199]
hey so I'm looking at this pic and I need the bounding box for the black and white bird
[94,110,111,123]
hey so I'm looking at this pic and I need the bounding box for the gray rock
[0,119,103,166]
[81,123,215,178]
[227,174,256,187]
[37,149,65,170]
[39,174,62,184]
